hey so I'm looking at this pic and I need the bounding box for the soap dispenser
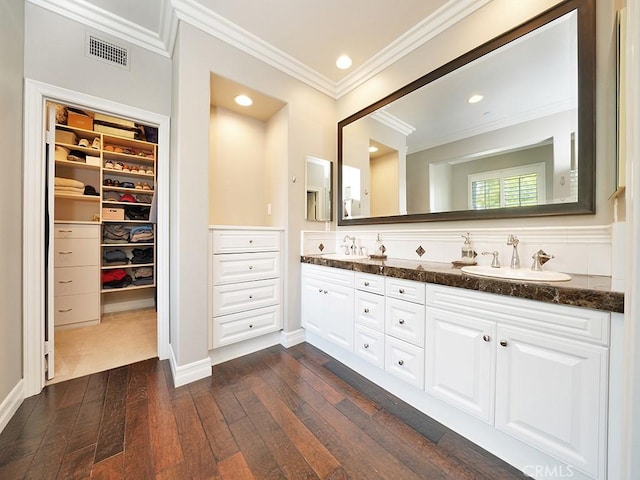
[370,233,387,260]
[453,233,477,267]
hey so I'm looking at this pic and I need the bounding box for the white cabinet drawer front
[213,230,281,253]
[54,292,100,326]
[213,252,280,285]
[54,224,100,239]
[355,272,385,295]
[302,263,354,287]
[54,266,99,296]
[385,277,425,304]
[425,308,496,424]
[213,278,280,316]
[354,290,385,332]
[54,238,99,266]
[213,305,282,348]
[385,298,425,347]
[426,284,610,345]
[354,324,384,368]
[495,325,607,479]
[385,336,425,389]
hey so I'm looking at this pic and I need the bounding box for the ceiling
[29,0,491,98]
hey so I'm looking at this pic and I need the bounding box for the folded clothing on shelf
[102,268,132,289]
[103,224,130,243]
[130,225,154,243]
[54,177,85,195]
[131,247,153,264]
[133,266,154,286]
[125,205,150,221]
[135,193,153,204]
[103,249,129,265]
[103,191,120,202]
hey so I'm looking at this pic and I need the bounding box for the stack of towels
[55,177,84,195]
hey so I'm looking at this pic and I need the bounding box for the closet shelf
[102,219,153,223]
[54,193,100,202]
[102,284,155,293]
[102,201,152,207]
[103,167,154,178]
[103,151,155,165]
[101,242,154,247]
[102,186,154,194]
[101,263,154,270]
[55,159,100,170]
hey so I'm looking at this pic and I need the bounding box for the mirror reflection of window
[342,165,361,217]
[305,156,332,222]
[468,162,546,209]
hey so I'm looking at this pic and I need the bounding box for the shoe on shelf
[131,165,139,173]
[92,137,100,149]
[115,162,124,170]
[105,160,114,169]
[145,168,154,175]
[135,182,143,190]
[78,138,89,148]
[103,178,113,186]
[142,182,152,191]
[122,164,131,173]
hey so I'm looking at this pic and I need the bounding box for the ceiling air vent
[86,34,129,70]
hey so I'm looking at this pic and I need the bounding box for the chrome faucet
[507,234,520,269]
[531,250,554,271]
[342,235,356,254]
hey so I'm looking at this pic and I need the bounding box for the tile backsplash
[301,225,616,277]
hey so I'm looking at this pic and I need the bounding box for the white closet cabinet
[53,224,100,327]
[211,228,283,348]
[301,264,354,351]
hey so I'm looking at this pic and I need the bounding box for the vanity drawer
[213,278,280,317]
[54,223,100,239]
[54,238,99,267]
[354,290,385,332]
[385,335,425,389]
[54,292,100,326]
[355,272,385,295]
[212,304,281,348]
[213,230,281,253]
[302,263,354,288]
[386,277,425,304]
[385,297,425,347]
[354,324,385,369]
[54,266,99,296]
[213,252,280,285]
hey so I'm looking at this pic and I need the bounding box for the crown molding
[27,0,173,57]
[171,0,336,98]
[335,0,492,98]
[371,110,416,137]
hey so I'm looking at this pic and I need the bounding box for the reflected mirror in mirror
[305,156,332,221]
[338,0,594,225]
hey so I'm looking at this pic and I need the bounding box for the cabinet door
[354,290,385,332]
[495,325,608,479]
[385,297,425,347]
[325,283,354,350]
[385,336,425,389]
[354,324,384,368]
[425,307,496,423]
[301,275,325,336]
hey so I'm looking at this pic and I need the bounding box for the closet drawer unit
[355,272,385,295]
[213,230,281,253]
[385,297,425,347]
[213,252,280,285]
[213,278,280,317]
[53,224,100,239]
[385,335,425,389]
[54,292,100,326]
[354,324,385,368]
[354,290,385,332]
[386,277,425,304]
[54,266,99,296]
[212,304,282,347]
[54,238,99,267]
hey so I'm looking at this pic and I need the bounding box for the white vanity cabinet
[384,277,426,389]
[211,228,282,348]
[301,264,354,350]
[354,273,385,368]
[425,284,610,480]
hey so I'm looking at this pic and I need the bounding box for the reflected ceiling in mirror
[338,0,594,226]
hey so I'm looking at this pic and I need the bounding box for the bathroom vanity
[300,255,623,480]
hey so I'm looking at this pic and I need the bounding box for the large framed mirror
[338,0,595,225]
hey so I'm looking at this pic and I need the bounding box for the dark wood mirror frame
[338,0,595,226]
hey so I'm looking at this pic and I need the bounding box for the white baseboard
[168,346,212,388]
[0,380,24,434]
[280,328,306,348]
[209,332,281,365]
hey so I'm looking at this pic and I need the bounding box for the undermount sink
[321,253,369,261]
[461,265,571,282]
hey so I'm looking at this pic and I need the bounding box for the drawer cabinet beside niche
[211,229,283,348]
[54,223,100,328]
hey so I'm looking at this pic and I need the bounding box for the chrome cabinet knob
[482,335,491,342]
[323,290,328,294]
[364,281,370,286]
[364,343,369,349]
[249,324,253,328]
[364,308,370,313]
[399,319,405,325]
[399,288,405,294]
[499,340,508,347]
[398,360,405,366]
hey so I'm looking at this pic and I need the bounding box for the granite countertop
[300,255,624,314]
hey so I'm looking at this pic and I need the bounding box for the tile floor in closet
[48,307,157,384]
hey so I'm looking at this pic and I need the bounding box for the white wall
[337,0,618,230]
[0,0,24,418]
[24,3,171,116]
[171,22,336,369]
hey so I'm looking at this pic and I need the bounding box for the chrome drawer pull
[399,319,405,325]
[58,280,73,284]
[249,324,254,329]
[364,308,370,313]
[249,239,254,244]
[58,251,73,255]
[364,281,370,286]
[249,265,253,270]
[483,335,491,342]
[500,340,508,347]
[318,288,323,293]
[58,308,72,313]
[364,343,369,349]
[398,360,405,366]
[249,295,253,299]
[399,288,405,294]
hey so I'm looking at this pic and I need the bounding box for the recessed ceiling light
[467,94,484,104]
[369,146,378,153]
[336,55,352,70]
[234,94,253,106]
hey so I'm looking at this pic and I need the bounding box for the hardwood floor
[0,343,529,479]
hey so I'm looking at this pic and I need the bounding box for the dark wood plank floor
[0,343,529,479]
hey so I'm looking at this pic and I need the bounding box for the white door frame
[23,79,170,397]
